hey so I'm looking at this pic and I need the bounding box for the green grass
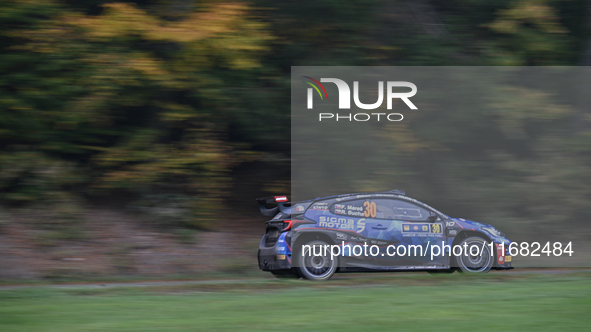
[0,274,589,331]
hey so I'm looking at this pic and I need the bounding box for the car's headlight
[481,226,504,237]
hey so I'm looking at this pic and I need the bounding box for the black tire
[456,236,494,274]
[271,270,300,279]
[295,240,338,281]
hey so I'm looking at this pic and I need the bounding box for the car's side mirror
[427,215,438,222]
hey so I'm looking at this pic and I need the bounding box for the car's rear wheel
[456,236,494,274]
[295,240,338,281]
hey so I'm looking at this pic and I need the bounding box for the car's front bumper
[493,238,513,269]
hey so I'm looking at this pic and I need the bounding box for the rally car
[257,190,513,280]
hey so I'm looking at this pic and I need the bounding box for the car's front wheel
[295,240,338,281]
[456,236,494,274]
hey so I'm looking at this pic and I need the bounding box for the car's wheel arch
[451,230,491,246]
[292,230,336,248]
[450,230,493,268]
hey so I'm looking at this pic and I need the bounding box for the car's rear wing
[256,196,291,217]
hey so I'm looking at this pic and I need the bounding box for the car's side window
[378,199,429,221]
[330,198,430,221]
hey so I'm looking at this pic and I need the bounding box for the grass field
[0,273,589,331]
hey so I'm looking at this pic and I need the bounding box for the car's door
[328,198,396,266]
[373,198,446,267]
[332,198,396,241]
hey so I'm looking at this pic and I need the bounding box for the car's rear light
[266,220,292,232]
[282,220,292,231]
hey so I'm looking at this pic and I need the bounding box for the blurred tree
[0,0,272,227]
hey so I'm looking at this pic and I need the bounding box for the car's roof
[300,189,406,202]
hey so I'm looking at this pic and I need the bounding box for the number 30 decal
[364,201,377,218]
[431,224,441,234]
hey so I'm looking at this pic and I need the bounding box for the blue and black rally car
[257,190,513,280]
